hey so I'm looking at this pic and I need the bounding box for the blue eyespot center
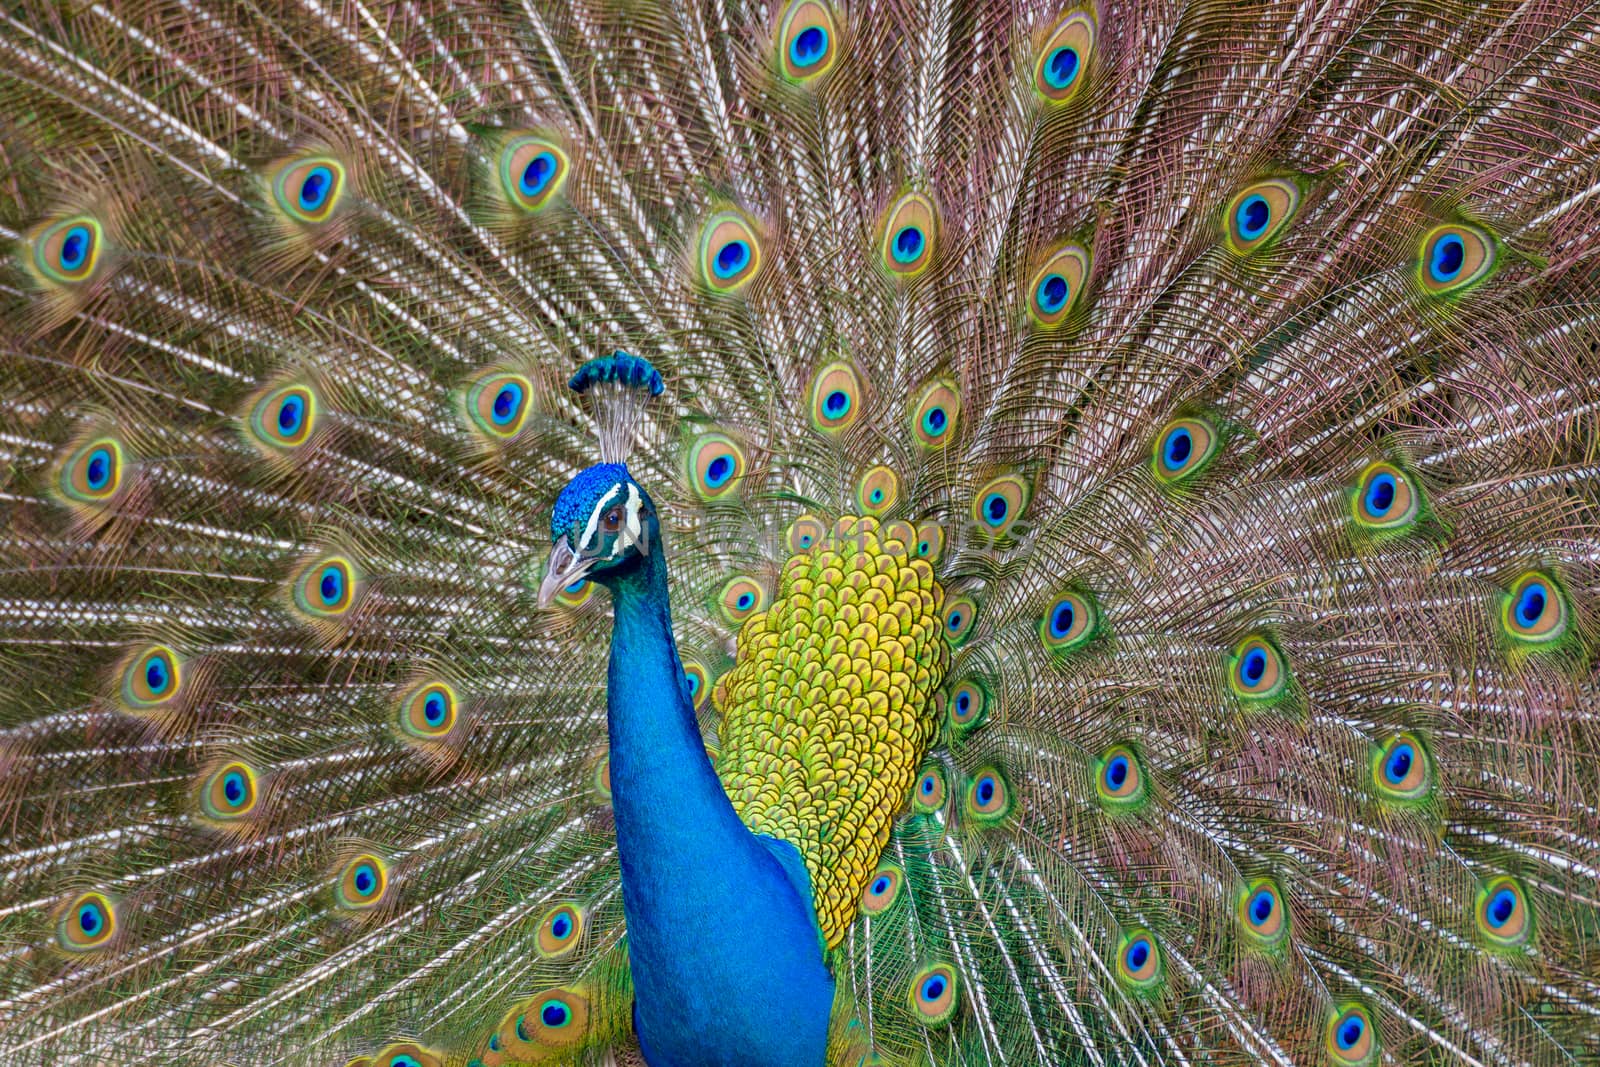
[736,592,754,610]
[1037,273,1069,312]
[520,152,556,196]
[869,488,883,503]
[892,226,924,263]
[921,775,935,795]
[1488,887,1516,927]
[391,1056,422,1067]
[1430,233,1465,281]
[975,776,996,805]
[983,493,1008,525]
[424,693,447,725]
[1106,756,1128,789]
[223,771,246,804]
[1050,601,1075,639]
[79,904,102,934]
[354,865,376,894]
[1385,744,1413,784]
[488,1035,500,1051]
[551,914,571,938]
[1236,195,1270,240]
[872,875,890,895]
[956,691,971,713]
[1338,1016,1364,1050]
[1365,472,1396,515]
[1163,428,1193,469]
[1516,584,1547,627]
[1241,647,1267,685]
[278,395,304,434]
[922,406,947,434]
[1250,889,1274,924]
[1126,938,1150,970]
[791,25,828,66]
[705,455,733,487]
[145,656,169,693]
[319,566,343,605]
[713,240,750,278]
[298,166,333,212]
[1045,46,1080,88]
[564,579,587,594]
[921,974,947,1001]
[800,535,814,547]
[541,1000,569,1027]
[824,389,850,416]
[685,672,699,695]
[85,448,112,490]
[947,611,963,631]
[491,382,523,425]
[60,225,92,270]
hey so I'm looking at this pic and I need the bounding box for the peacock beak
[537,537,597,608]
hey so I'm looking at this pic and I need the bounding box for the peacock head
[538,463,658,606]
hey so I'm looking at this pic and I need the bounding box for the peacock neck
[601,537,833,1066]
[604,543,750,860]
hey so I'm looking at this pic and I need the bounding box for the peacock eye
[602,508,622,531]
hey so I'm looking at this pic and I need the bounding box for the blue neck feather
[601,536,833,1066]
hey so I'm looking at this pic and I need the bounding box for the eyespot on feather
[200,761,260,821]
[499,989,590,1053]
[907,963,959,1026]
[699,210,763,293]
[1115,929,1163,991]
[682,659,711,711]
[856,466,900,516]
[31,214,105,285]
[810,361,863,432]
[1040,590,1098,653]
[910,379,960,448]
[465,371,533,440]
[249,384,319,450]
[1351,461,1420,531]
[535,903,584,958]
[1236,878,1289,949]
[1325,1003,1378,1065]
[787,514,827,554]
[963,766,1013,822]
[1475,875,1532,949]
[718,576,768,625]
[687,433,746,500]
[291,554,361,621]
[554,577,594,609]
[58,436,126,506]
[373,1044,443,1067]
[1152,417,1219,485]
[398,680,459,740]
[1228,635,1288,702]
[914,521,945,564]
[1027,243,1090,326]
[1416,223,1496,295]
[498,135,570,213]
[971,473,1030,537]
[777,0,839,82]
[119,644,183,712]
[57,891,117,952]
[1033,11,1095,103]
[270,155,347,224]
[592,754,612,803]
[1500,571,1568,645]
[337,854,390,911]
[1371,732,1431,804]
[943,595,978,646]
[1095,745,1147,810]
[879,192,937,279]
[911,765,947,813]
[947,676,988,733]
[860,862,903,914]
[1224,179,1301,254]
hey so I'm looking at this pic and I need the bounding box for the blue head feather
[550,463,632,543]
[569,351,664,396]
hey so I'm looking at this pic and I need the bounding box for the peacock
[2,0,1599,1063]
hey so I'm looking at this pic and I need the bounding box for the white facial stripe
[579,484,624,553]
[612,483,644,560]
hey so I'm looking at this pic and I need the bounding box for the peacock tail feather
[1,0,1598,1064]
